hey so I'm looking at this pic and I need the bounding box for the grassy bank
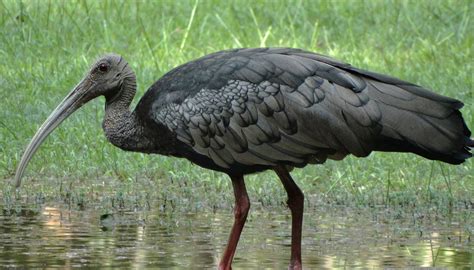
[0,0,472,211]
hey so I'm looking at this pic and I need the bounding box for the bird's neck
[102,76,154,152]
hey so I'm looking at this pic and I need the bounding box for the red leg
[218,174,250,270]
[274,166,304,270]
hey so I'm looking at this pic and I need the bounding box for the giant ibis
[15,48,473,270]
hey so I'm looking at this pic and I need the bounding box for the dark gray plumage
[15,48,473,270]
[142,48,472,173]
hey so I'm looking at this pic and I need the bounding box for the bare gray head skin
[14,54,134,188]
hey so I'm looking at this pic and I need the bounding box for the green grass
[0,0,472,211]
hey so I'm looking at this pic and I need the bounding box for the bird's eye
[98,63,109,72]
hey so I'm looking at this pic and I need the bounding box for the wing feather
[148,48,469,169]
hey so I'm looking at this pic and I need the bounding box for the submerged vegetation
[0,0,472,212]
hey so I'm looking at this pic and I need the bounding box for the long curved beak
[14,78,94,188]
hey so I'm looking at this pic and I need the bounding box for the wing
[144,47,469,169]
[149,48,385,169]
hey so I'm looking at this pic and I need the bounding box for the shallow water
[0,203,472,269]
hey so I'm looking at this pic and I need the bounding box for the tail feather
[307,53,472,164]
[365,80,472,164]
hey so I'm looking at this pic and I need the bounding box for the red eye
[98,63,108,72]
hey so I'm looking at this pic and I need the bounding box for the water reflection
[0,204,472,268]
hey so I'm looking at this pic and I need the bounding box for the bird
[15,48,472,270]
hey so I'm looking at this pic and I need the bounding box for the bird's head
[14,54,134,188]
